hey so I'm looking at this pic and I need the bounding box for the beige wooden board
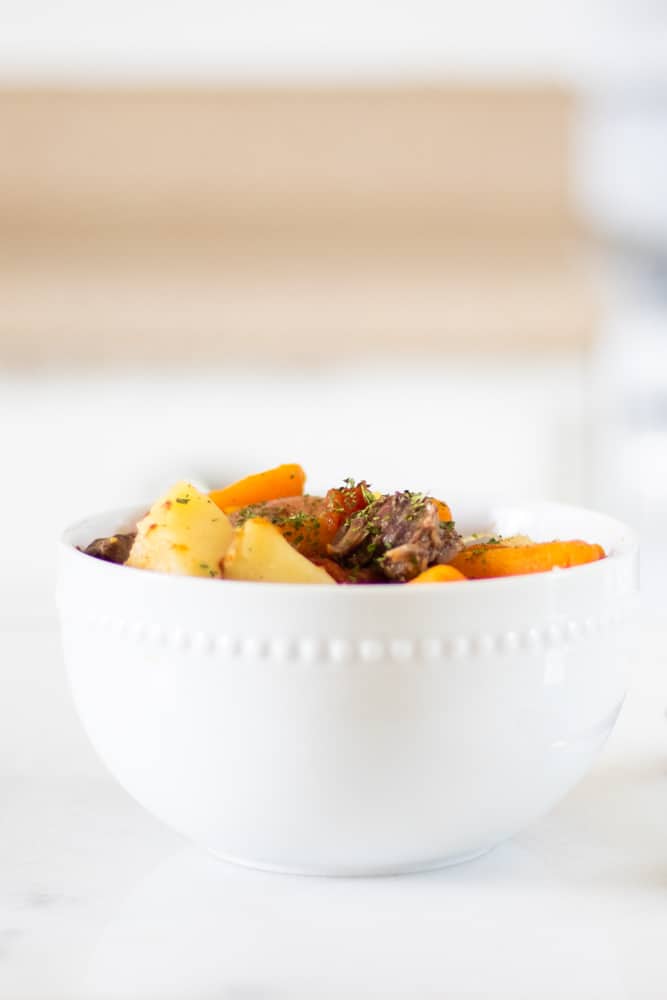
[0,87,595,362]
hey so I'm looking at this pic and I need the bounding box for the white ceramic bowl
[57,502,639,876]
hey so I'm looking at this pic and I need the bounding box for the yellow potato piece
[223,518,335,584]
[462,533,533,548]
[127,481,234,577]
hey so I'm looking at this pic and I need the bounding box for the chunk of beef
[309,557,384,584]
[229,495,332,558]
[327,492,462,582]
[229,495,326,527]
[82,533,136,565]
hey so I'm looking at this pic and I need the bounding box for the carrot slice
[431,498,453,522]
[409,564,467,584]
[450,540,605,579]
[209,464,306,511]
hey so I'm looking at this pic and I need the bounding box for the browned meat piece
[326,514,368,556]
[82,533,136,565]
[229,495,334,559]
[229,495,327,526]
[380,543,429,581]
[309,557,384,584]
[328,492,462,582]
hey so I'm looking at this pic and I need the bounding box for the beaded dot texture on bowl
[71,610,623,663]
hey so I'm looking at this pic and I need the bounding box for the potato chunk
[127,481,233,577]
[223,518,335,584]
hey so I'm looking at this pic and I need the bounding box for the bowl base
[205,845,495,878]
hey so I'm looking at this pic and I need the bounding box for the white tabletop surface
[0,613,665,1000]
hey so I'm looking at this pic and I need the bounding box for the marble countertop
[1,615,665,1000]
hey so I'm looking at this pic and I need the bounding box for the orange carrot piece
[220,504,242,516]
[431,498,453,522]
[450,540,605,579]
[209,464,306,511]
[409,564,467,584]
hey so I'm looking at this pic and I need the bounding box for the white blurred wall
[1,1,661,85]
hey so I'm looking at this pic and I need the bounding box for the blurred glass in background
[573,1,667,608]
[0,1,664,624]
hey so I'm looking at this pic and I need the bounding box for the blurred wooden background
[0,86,595,363]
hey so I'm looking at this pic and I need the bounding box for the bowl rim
[59,500,639,598]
